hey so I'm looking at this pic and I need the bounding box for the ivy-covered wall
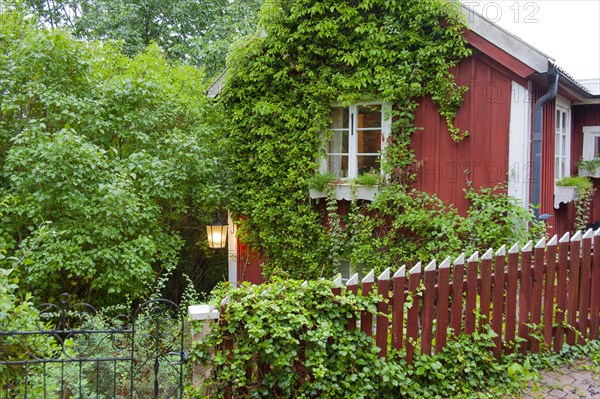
[220,0,543,280]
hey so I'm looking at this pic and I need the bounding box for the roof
[578,79,600,96]
[460,4,598,102]
[459,4,550,74]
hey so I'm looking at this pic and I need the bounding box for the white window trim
[554,96,571,182]
[320,102,392,179]
[508,81,531,208]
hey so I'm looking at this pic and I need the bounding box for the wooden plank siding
[412,55,512,215]
[236,240,264,285]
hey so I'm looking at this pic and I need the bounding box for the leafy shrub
[0,9,221,305]
[191,279,384,398]
[189,280,537,399]
[459,184,546,252]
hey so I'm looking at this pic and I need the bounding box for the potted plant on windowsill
[307,172,381,201]
[577,158,600,178]
[554,176,593,209]
[351,171,382,201]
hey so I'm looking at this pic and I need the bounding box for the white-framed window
[554,97,571,181]
[582,126,600,160]
[321,103,391,179]
[338,260,363,284]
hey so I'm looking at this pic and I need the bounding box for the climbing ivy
[190,279,535,399]
[220,0,541,279]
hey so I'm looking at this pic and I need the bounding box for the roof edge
[460,4,550,74]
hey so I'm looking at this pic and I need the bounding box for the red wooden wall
[412,54,513,215]
[237,240,264,284]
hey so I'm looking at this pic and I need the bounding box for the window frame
[320,102,392,180]
[554,97,571,182]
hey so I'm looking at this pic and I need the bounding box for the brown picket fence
[331,229,600,362]
[215,229,600,372]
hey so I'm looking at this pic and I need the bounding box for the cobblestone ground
[520,359,600,399]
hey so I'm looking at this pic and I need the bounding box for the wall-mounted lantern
[206,214,227,249]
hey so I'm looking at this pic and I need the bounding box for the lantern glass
[207,224,227,249]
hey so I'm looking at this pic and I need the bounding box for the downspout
[531,63,559,218]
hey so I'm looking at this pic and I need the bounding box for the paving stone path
[520,359,600,399]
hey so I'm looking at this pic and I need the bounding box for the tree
[20,0,263,75]
[0,8,222,305]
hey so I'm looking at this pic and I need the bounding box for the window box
[554,185,576,208]
[309,183,379,201]
[579,165,600,178]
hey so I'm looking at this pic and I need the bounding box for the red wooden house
[213,5,600,284]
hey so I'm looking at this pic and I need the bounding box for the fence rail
[328,229,600,361]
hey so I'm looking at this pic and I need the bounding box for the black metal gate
[0,294,188,398]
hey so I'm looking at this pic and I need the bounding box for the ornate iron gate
[0,295,188,398]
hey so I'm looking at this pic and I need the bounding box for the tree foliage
[19,0,262,75]
[0,9,220,305]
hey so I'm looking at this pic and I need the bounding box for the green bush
[189,280,537,399]
[191,279,383,398]
[0,8,221,305]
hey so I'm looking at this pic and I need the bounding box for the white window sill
[554,185,576,209]
[309,184,379,201]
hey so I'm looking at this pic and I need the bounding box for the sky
[459,0,600,79]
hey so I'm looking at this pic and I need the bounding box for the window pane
[595,137,600,158]
[339,260,351,282]
[357,155,380,174]
[328,155,348,177]
[357,130,381,153]
[328,131,348,153]
[358,105,382,128]
[331,107,349,129]
[562,111,566,130]
[556,110,561,131]
[555,157,560,180]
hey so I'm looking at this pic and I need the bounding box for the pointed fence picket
[334,229,600,362]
